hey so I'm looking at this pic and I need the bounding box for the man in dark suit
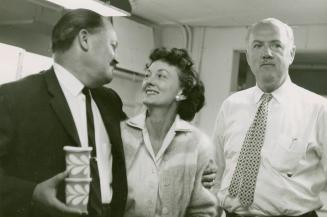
[0,9,127,217]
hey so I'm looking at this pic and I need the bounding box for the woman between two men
[121,47,217,217]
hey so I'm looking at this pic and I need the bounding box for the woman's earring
[175,95,186,101]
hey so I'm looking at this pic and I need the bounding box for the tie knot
[261,93,272,103]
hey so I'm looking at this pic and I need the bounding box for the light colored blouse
[121,112,217,217]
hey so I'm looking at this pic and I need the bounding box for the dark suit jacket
[0,68,127,217]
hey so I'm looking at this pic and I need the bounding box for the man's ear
[77,29,89,51]
[245,48,250,63]
[289,45,296,65]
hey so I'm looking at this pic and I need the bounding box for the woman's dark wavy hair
[148,47,205,121]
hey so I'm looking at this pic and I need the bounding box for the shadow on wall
[106,68,144,118]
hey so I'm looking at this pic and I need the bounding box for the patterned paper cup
[65,177,92,213]
[63,146,92,178]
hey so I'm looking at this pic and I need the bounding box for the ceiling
[0,0,326,65]
[131,0,327,27]
[0,0,326,28]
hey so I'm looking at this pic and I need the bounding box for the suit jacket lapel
[44,68,81,147]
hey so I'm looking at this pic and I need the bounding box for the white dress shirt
[54,63,113,203]
[213,76,327,216]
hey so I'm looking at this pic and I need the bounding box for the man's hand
[32,171,84,217]
[201,159,217,189]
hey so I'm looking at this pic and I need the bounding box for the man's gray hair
[246,18,295,46]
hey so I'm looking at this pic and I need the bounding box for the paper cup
[65,177,92,213]
[63,146,92,178]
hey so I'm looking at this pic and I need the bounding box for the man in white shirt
[213,18,327,217]
[0,9,127,217]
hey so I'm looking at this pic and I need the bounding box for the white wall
[113,17,155,74]
[106,70,144,117]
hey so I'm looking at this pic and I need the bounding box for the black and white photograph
[0,0,327,217]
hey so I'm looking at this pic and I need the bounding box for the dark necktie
[228,93,272,207]
[82,87,102,215]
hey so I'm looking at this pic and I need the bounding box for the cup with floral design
[63,146,92,179]
[65,177,92,213]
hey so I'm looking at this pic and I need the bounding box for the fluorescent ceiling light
[44,0,130,16]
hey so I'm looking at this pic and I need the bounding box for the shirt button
[162,207,169,214]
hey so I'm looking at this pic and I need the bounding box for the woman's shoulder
[176,122,215,165]
[177,119,213,151]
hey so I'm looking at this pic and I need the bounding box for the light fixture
[42,0,130,16]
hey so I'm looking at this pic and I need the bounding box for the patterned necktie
[82,87,102,215]
[228,93,272,207]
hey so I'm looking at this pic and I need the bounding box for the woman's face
[142,60,182,108]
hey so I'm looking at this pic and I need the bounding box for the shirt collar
[253,75,293,104]
[126,110,193,132]
[53,62,84,96]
